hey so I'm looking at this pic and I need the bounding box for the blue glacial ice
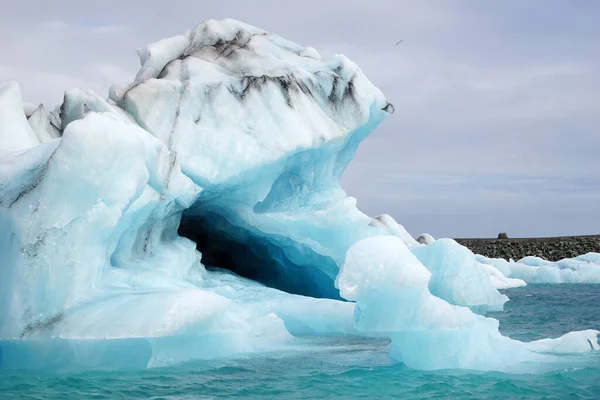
[419,234,600,286]
[338,236,599,371]
[0,18,598,371]
[477,253,600,284]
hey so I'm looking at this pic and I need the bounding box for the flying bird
[396,39,403,46]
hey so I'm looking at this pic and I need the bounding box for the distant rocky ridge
[455,235,600,262]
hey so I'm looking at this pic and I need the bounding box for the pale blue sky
[1,1,598,238]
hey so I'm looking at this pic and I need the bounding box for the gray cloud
[1,1,598,238]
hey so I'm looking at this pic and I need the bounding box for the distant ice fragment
[411,239,509,311]
[477,253,600,284]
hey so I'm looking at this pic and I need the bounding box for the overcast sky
[1,1,599,238]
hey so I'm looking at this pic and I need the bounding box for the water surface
[1,284,599,399]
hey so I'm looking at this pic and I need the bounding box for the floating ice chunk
[337,236,523,369]
[408,237,524,291]
[575,252,600,264]
[518,256,549,267]
[411,239,509,312]
[477,254,600,284]
[338,236,598,371]
[478,262,526,289]
[525,330,600,354]
[0,82,41,152]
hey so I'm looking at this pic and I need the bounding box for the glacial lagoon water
[1,284,598,399]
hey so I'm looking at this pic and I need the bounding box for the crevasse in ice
[0,18,598,371]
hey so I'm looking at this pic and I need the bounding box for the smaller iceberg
[415,229,600,286]
[337,236,599,371]
[477,253,600,284]
[411,239,520,312]
[368,216,524,311]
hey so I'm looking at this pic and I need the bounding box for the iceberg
[371,218,525,300]
[411,239,512,312]
[0,18,597,371]
[477,253,600,284]
[0,18,388,369]
[417,232,600,287]
[337,236,599,371]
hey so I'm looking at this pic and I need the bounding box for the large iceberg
[0,19,598,371]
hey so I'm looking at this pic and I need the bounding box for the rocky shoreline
[455,235,600,262]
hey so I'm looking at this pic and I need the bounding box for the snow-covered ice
[477,253,600,284]
[411,239,512,312]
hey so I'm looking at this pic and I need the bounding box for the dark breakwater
[455,235,600,261]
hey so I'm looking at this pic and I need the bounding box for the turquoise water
[1,284,599,399]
